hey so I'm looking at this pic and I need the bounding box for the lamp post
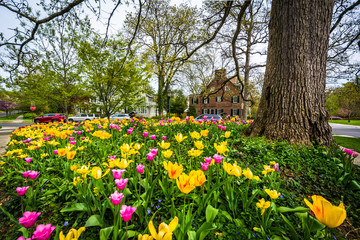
[167,90,171,119]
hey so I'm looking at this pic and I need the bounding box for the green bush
[23,112,39,119]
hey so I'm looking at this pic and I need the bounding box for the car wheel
[85,119,90,121]
[52,119,58,123]
[68,119,74,122]
[34,119,41,124]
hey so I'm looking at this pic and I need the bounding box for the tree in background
[0,96,18,117]
[337,81,360,121]
[169,89,187,117]
[188,104,197,118]
[78,32,150,119]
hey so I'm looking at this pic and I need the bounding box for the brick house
[189,69,244,117]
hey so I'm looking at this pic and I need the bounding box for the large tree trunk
[249,0,335,146]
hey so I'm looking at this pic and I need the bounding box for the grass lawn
[329,119,360,126]
[0,113,22,120]
[334,136,360,153]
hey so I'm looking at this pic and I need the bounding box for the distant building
[136,94,157,118]
[188,69,244,117]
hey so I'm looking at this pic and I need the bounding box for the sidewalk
[0,115,23,155]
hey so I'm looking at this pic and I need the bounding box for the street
[330,123,360,138]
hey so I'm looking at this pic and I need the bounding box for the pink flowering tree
[0,97,18,117]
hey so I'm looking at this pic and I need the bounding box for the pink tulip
[112,169,126,179]
[143,132,149,138]
[162,136,167,141]
[213,154,224,164]
[120,205,137,222]
[344,148,359,157]
[31,223,56,240]
[115,178,128,190]
[28,171,40,180]
[222,126,226,131]
[147,152,156,161]
[19,211,41,228]
[203,116,207,120]
[21,170,31,178]
[150,135,156,140]
[25,158,32,163]
[217,125,222,129]
[69,137,75,141]
[136,164,145,174]
[204,157,213,165]
[149,148,158,155]
[81,137,85,140]
[17,237,31,240]
[109,190,124,205]
[201,162,209,171]
[69,141,76,145]
[16,186,30,196]
[108,156,116,160]
[53,150,58,155]
[273,163,280,171]
[127,128,133,134]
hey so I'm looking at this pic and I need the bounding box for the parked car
[68,113,100,122]
[110,114,130,121]
[194,114,222,121]
[34,114,66,124]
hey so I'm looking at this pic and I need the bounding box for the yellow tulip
[133,143,143,150]
[222,161,233,175]
[200,129,209,137]
[76,163,90,178]
[304,195,346,228]
[176,173,195,194]
[58,148,68,157]
[189,131,201,140]
[262,165,275,175]
[256,198,270,215]
[163,161,183,179]
[73,177,83,186]
[269,161,276,166]
[158,141,171,149]
[120,143,131,153]
[194,141,204,150]
[162,150,173,159]
[231,162,242,177]
[138,234,154,240]
[59,227,85,240]
[265,189,281,199]
[175,133,187,143]
[221,131,231,138]
[187,148,203,157]
[70,165,77,171]
[243,168,254,180]
[214,142,229,155]
[189,170,206,186]
[148,216,178,240]
[115,159,134,169]
[66,151,76,160]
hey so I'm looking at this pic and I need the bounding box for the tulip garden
[0,117,360,239]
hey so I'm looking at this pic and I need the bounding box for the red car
[34,114,66,124]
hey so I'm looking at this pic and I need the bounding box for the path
[330,123,360,138]
[0,115,24,155]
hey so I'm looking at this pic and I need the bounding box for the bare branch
[330,0,360,33]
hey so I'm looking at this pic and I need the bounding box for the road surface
[330,123,360,138]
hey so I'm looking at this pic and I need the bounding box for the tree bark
[249,0,335,146]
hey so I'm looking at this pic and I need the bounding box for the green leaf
[85,215,105,228]
[196,222,215,240]
[100,226,113,240]
[277,207,309,213]
[60,203,88,212]
[347,180,360,190]
[0,206,18,224]
[280,214,298,240]
[220,210,233,221]
[205,205,218,223]
[187,231,196,240]
[295,212,325,232]
[234,219,244,228]
[18,227,29,238]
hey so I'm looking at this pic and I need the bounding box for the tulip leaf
[85,214,105,228]
[187,231,196,240]
[295,212,325,232]
[347,180,360,191]
[220,210,233,221]
[100,226,113,240]
[196,222,215,240]
[18,227,29,238]
[280,214,298,240]
[205,205,219,223]
[277,207,309,213]
[61,203,89,212]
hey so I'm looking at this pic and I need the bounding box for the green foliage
[334,136,360,153]
[188,104,197,117]
[77,32,151,119]
[170,89,187,116]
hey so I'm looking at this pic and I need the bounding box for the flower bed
[0,117,359,239]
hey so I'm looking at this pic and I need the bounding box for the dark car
[34,114,66,124]
[194,114,222,121]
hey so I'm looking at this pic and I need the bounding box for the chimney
[214,69,226,83]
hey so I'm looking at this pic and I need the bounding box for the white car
[110,114,130,121]
[68,113,100,122]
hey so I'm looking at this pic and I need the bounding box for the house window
[216,109,223,115]
[225,86,230,91]
[203,98,209,104]
[191,97,198,104]
[231,109,240,116]
[216,96,222,102]
[210,109,215,114]
[202,109,209,114]
[232,96,239,103]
